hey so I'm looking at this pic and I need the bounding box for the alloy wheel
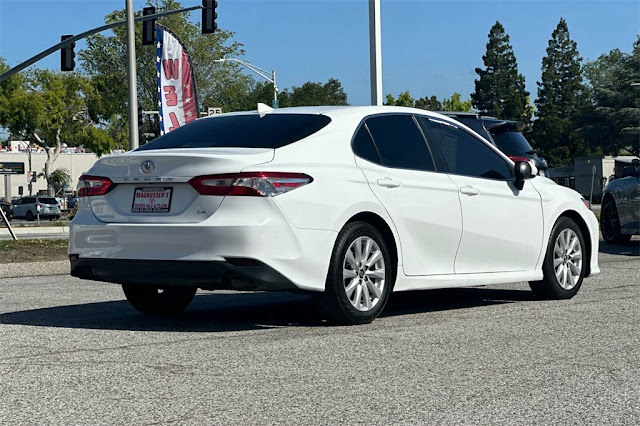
[343,236,386,312]
[553,228,583,290]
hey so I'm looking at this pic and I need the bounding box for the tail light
[78,175,114,197]
[189,172,313,197]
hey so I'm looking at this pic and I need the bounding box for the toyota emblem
[140,160,155,174]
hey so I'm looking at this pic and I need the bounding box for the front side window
[418,117,512,180]
[365,115,435,172]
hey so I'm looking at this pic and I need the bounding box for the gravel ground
[0,240,638,425]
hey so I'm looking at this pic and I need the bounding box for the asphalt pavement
[0,240,638,425]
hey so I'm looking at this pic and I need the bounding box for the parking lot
[1,240,638,424]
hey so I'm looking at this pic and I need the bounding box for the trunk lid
[85,148,274,223]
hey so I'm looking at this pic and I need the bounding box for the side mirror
[514,161,533,190]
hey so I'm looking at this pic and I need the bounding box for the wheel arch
[557,209,592,277]
[344,211,399,276]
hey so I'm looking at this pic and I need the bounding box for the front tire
[601,197,631,244]
[314,221,394,325]
[529,217,586,299]
[122,284,197,315]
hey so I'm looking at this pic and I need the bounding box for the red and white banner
[156,25,199,135]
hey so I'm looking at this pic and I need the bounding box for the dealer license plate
[131,187,173,213]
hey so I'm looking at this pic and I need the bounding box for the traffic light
[60,35,75,72]
[202,0,218,34]
[142,7,156,45]
[138,106,144,124]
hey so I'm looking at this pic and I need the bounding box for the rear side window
[22,198,36,204]
[137,114,332,151]
[351,125,380,164]
[365,115,435,172]
[419,117,512,180]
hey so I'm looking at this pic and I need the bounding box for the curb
[0,260,69,279]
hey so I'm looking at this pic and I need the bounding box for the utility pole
[125,0,139,150]
[369,0,382,106]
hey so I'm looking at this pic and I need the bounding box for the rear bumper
[69,196,337,291]
[70,258,298,291]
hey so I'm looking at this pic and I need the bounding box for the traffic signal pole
[125,0,139,150]
[0,5,202,83]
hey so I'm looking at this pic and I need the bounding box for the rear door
[418,116,543,274]
[353,114,462,276]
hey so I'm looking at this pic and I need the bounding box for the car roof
[207,105,468,124]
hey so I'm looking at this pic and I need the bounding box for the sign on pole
[0,162,25,175]
[157,25,199,135]
[207,107,222,116]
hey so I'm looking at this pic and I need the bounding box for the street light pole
[125,0,139,150]
[369,0,382,106]
[214,57,279,108]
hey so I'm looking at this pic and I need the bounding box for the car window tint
[23,198,36,204]
[39,198,58,205]
[137,114,331,151]
[419,117,512,180]
[365,115,435,172]
[351,124,381,164]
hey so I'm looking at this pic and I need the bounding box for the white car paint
[69,106,599,295]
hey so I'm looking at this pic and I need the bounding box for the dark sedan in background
[441,112,548,176]
[601,158,640,244]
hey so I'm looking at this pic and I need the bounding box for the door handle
[377,177,401,188]
[460,185,480,196]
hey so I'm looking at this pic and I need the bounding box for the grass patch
[0,239,68,263]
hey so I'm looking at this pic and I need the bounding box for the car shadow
[599,239,640,256]
[0,287,535,332]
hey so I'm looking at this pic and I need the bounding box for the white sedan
[69,106,600,324]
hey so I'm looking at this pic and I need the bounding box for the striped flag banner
[156,25,199,135]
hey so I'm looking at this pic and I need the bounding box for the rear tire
[25,210,34,221]
[600,197,631,244]
[314,221,394,325]
[529,217,586,300]
[122,284,197,315]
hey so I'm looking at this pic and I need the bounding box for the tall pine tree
[471,22,532,122]
[532,18,590,166]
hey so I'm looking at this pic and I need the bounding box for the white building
[1,151,100,201]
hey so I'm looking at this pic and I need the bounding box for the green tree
[471,21,532,122]
[80,0,252,137]
[442,93,473,112]
[384,93,397,106]
[415,95,442,111]
[384,91,414,107]
[580,38,640,157]
[287,78,348,106]
[46,168,71,196]
[532,18,590,166]
[0,68,97,194]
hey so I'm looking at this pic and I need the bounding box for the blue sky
[0,0,638,106]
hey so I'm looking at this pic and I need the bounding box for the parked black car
[440,112,548,176]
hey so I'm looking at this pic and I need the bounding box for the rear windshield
[490,129,534,156]
[137,114,332,151]
[39,198,58,205]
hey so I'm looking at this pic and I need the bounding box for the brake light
[189,172,313,197]
[509,156,531,163]
[78,175,113,197]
